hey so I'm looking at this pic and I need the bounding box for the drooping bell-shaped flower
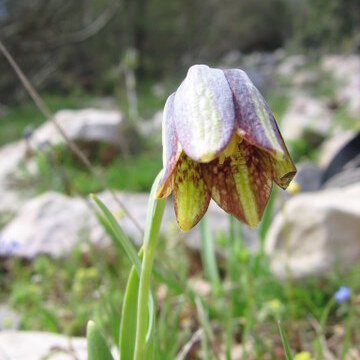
[156,64,296,231]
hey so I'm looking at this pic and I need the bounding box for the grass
[1,221,359,358]
[0,243,130,336]
[15,143,162,195]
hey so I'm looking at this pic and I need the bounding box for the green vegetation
[1,244,130,336]
[1,214,359,358]
[17,144,162,194]
[0,94,90,146]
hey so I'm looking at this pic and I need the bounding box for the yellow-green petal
[173,153,211,231]
[270,141,297,189]
[203,141,273,227]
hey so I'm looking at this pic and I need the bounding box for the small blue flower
[0,236,20,256]
[335,286,351,303]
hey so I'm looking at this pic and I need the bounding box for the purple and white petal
[224,69,285,160]
[174,65,235,163]
[156,93,182,198]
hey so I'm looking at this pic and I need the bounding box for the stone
[265,184,360,279]
[97,191,259,252]
[321,54,360,117]
[323,168,360,189]
[0,331,88,360]
[291,70,320,88]
[0,140,28,214]
[31,108,123,148]
[137,110,163,143]
[0,189,258,259]
[281,94,332,142]
[277,54,306,77]
[319,130,358,169]
[319,131,360,187]
[293,163,322,192]
[0,305,20,331]
[0,192,102,258]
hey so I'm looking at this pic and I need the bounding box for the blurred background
[0,0,360,359]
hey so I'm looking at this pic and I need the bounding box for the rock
[291,70,320,88]
[0,331,88,360]
[265,184,360,279]
[0,305,20,331]
[97,191,259,252]
[281,94,332,142]
[0,192,103,258]
[277,54,306,77]
[0,189,258,259]
[0,141,28,214]
[221,50,243,68]
[32,108,123,148]
[321,54,360,117]
[319,130,358,169]
[137,111,163,143]
[323,168,360,189]
[293,163,322,192]
[318,131,360,188]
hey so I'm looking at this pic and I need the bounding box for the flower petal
[173,153,211,231]
[224,69,286,160]
[156,93,182,198]
[202,141,273,227]
[174,65,235,163]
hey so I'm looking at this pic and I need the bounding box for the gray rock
[32,108,123,147]
[319,130,358,169]
[221,50,243,68]
[321,54,360,117]
[265,184,360,279]
[293,163,322,192]
[0,306,20,331]
[281,94,332,141]
[137,110,163,143]
[0,192,103,258]
[96,191,258,252]
[277,54,306,77]
[0,189,258,259]
[0,141,28,214]
[0,331,88,360]
[323,168,360,189]
[291,70,320,88]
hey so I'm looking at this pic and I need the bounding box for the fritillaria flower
[156,65,296,231]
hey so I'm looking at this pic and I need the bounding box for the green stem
[134,171,166,360]
[200,215,221,297]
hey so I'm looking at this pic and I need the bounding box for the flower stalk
[134,171,166,360]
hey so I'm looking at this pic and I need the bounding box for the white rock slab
[321,54,360,117]
[0,192,102,258]
[0,189,258,259]
[265,184,360,279]
[32,108,123,147]
[0,331,87,360]
[281,94,332,141]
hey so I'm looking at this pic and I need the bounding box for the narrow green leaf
[91,194,141,274]
[278,321,293,360]
[87,320,114,360]
[195,296,214,360]
[199,215,221,297]
[340,306,354,360]
[119,266,140,360]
